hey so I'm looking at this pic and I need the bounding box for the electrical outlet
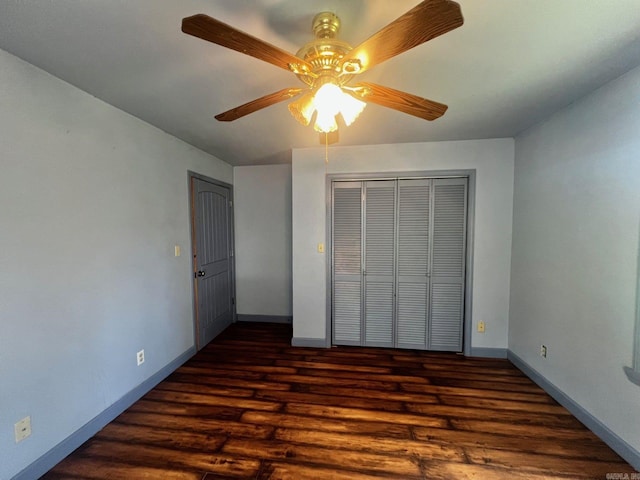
[477,321,485,333]
[15,416,31,443]
[137,349,145,366]
[540,345,547,358]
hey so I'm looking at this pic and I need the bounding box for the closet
[331,177,467,351]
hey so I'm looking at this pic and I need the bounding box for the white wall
[510,65,640,460]
[233,164,292,318]
[292,139,515,350]
[0,49,233,480]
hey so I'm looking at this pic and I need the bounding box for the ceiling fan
[182,0,463,144]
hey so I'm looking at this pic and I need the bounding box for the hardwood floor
[43,322,635,480]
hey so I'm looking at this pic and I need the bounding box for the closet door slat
[363,181,396,347]
[429,178,467,351]
[332,182,363,345]
[396,179,431,349]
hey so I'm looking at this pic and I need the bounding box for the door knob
[196,270,206,277]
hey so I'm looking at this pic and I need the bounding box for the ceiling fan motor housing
[294,12,355,87]
[312,12,340,38]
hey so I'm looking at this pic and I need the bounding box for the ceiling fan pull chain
[325,132,329,165]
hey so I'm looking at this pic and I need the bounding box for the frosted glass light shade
[288,82,366,133]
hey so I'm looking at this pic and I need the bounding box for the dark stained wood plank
[295,349,390,359]
[81,440,261,478]
[429,376,548,393]
[126,399,244,420]
[143,389,282,411]
[416,359,529,376]
[301,354,423,370]
[406,402,584,428]
[168,372,292,391]
[95,422,226,452]
[438,393,571,414]
[174,365,265,379]
[414,367,537,384]
[274,428,466,462]
[294,367,432,385]
[412,426,625,462]
[154,380,255,398]
[259,462,404,480]
[184,362,297,375]
[298,383,439,405]
[241,411,413,438]
[254,389,406,412]
[464,446,636,478]
[222,438,422,477]
[114,411,274,439]
[44,457,202,480]
[266,373,399,391]
[309,348,398,357]
[420,461,574,480]
[200,344,305,357]
[273,359,393,374]
[450,418,601,441]
[286,403,448,428]
[399,382,555,403]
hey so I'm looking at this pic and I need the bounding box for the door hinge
[232,297,235,305]
[229,200,233,208]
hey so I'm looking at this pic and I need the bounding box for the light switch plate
[317,243,325,253]
[174,245,181,257]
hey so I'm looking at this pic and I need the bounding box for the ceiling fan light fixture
[288,92,316,126]
[335,89,367,127]
[310,82,366,133]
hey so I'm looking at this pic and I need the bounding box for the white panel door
[193,178,234,349]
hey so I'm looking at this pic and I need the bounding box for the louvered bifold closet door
[396,179,431,349]
[363,180,396,347]
[332,182,363,345]
[429,178,467,351]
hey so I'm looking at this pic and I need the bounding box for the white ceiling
[1,1,639,166]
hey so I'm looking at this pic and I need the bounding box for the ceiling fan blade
[352,82,448,121]
[340,0,463,74]
[215,88,303,122]
[182,14,313,75]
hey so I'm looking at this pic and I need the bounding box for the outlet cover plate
[15,416,31,443]
[137,349,145,366]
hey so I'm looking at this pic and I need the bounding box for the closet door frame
[325,169,476,356]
